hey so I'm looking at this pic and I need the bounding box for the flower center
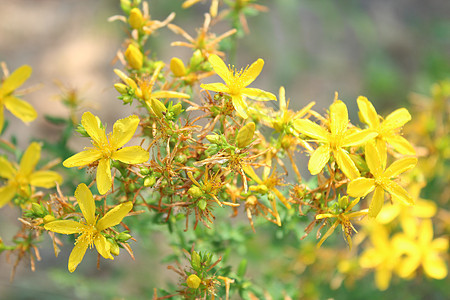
[76,224,98,249]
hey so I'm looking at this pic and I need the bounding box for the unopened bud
[170,57,186,77]
[125,44,143,70]
[144,175,157,187]
[172,103,183,117]
[339,195,349,209]
[129,8,144,29]
[150,98,167,118]
[32,203,45,216]
[186,274,201,289]
[109,241,120,256]
[43,215,56,224]
[190,50,204,69]
[188,186,203,199]
[191,251,201,270]
[236,122,255,148]
[206,134,221,144]
[117,232,132,242]
[114,83,128,94]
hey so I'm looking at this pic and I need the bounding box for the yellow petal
[369,186,385,218]
[365,142,383,177]
[411,199,437,218]
[152,90,190,99]
[200,82,229,94]
[385,135,416,155]
[347,178,375,198]
[68,240,89,273]
[418,219,433,245]
[75,183,96,225]
[110,115,140,149]
[241,59,264,87]
[94,234,113,260]
[376,204,400,224]
[382,108,411,130]
[329,100,348,136]
[356,96,380,128]
[96,158,112,195]
[342,129,378,147]
[0,105,4,134]
[112,146,149,164]
[308,145,330,175]
[293,119,329,141]
[4,96,37,123]
[19,142,41,176]
[383,157,417,179]
[423,254,448,279]
[0,157,16,179]
[1,65,32,95]
[375,138,387,170]
[375,267,391,291]
[0,185,16,207]
[396,253,420,278]
[81,112,108,147]
[29,170,63,188]
[242,88,276,101]
[335,148,360,179]
[384,181,413,206]
[63,149,102,168]
[232,95,248,119]
[242,165,263,185]
[208,54,232,85]
[317,221,339,248]
[44,220,85,234]
[278,86,286,112]
[431,237,449,252]
[96,201,133,232]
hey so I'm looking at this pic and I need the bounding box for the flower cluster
[0,0,447,298]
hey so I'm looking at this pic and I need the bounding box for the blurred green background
[0,0,449,299]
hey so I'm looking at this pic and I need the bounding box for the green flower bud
[120,0,132,14]
[109,241,120,256]
[140,167,150,176]
[190,49,204,69]
[197,199,207,211]
[150,98,167,118]
[339,195,349,209]
[172,103,183,117]
[206,134,221,144]
[144,175,157,187]
[188,186,203,199]
[31,203,45,216]
[236,122,255,148]
[191,251,201,270]
[114,83,128,94]
[117,232,132,242]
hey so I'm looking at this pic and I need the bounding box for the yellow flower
[63,112,149,195]
[114,66,190,111]
[294,97,377,179]
[357,96,415,159]
[0,142,62,207]
[393,219,448,280]
[200,54,276,119]
[44,183,133,272]
[0,65,37,133]
[359,224,401,291]
[316,197,368,249]
[347,142,417,218]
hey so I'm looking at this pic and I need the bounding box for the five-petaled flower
[357,96,415,160]
[347,142,417,218]
[200,54,276,119]
[0,65,37,133]
[0,142,62,207]
[393,218,448,280]
[63,111,149,195]
[294,96,377,179]
[44,183,133,272]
